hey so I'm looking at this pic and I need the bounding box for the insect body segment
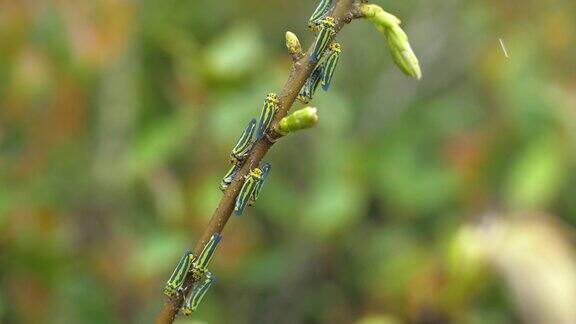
[308,0,333,31]
[310,17,336,62]
[230,118,257,165]
[220,164,241,192]
[182,272,215,316]
[193,233,222,275]
[256,93,279,140]
[297,65,323,104]
[234,168,263,216]
[249,163,271,207]
[321,42,341,91]
[164,251,194,297]
[183,234,221,314]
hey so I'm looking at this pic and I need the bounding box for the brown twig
[155,1,359,323]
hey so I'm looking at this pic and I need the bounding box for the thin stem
[155,1,357,323]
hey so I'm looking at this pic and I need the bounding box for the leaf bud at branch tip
[360,4,421,80]
[384,24,422,80]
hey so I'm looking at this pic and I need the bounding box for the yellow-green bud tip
[285,31,302,56]
[276,107,318,136]
[384,24,422,80]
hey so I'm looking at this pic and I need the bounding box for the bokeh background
[1,0,576,323]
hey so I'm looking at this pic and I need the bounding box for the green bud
[360,4,421,80]
[383,24,422,80]
[285,31,303,56]
[276,107,318,136]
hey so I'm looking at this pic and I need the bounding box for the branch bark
[155,1,358,323]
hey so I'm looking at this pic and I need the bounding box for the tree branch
[155,1,358,323]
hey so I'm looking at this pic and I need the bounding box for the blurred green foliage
[1,0,576,323]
